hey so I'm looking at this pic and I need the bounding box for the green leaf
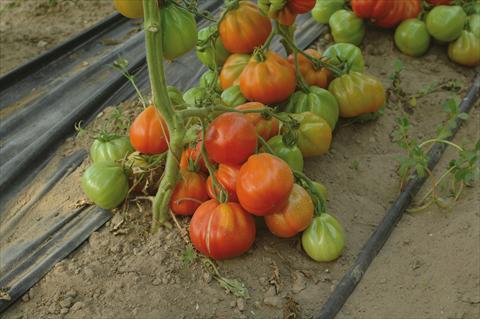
[457,113,469,120]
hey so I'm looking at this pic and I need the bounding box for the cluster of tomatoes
[311,0,479,67]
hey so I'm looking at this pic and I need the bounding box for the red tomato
[287,49,331,88]
[205,112,257,165]
[206,164,241,202]
[129,105,169,154]
[170,170,209,216]
[287,0,315,14]
[352,0,420,28]
[189,199,256,260]
[240,51,296,104]
[179,143,208,173]
[352,0,392,19]
[236,153,294,216]
[235,102,280,141]
[264,184,314,238]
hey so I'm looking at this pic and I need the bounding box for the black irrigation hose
[316,74,480,319]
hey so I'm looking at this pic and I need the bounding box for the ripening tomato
[302,213,345,262]
[219,1,272,54]
[351,0,392,19]
[323,43,365,73]
[130,106,169,154]
[235,102,280,141]
[287,0,316,14]
[290,112,332,157]
[189,199,256,260]
[394,19,431,57]
[329,10,365,46]
[266,135,304,172]
[205,112,257,165]
[221,85,247,107]
[375,0,421,29]
[179,144,208,173]
[90,136,133,163]
[161,3,197,60]
[240,51,296,104]
[170,170,209,216]
[288,49,331,88]
[196,24,231,69]
[312,0,345,24]
[258,0,298,26]
[448,31,480,67]
[237,153,294,216]
[220,53,250,90]
[206,163,241,202]
[426,5,467,42]
[328,72,385,118]
[114,0,143,19]
[264,184,314,238]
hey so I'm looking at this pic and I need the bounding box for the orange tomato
[288,49,331,88]
[206,164,241,202]
[235,102,280,141]
[170,170,209,216]
[129,106,169,154]
[220,53,251,90]
[114,0,143,19]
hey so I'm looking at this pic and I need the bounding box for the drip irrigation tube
[316,74,480,319]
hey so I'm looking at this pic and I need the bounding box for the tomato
[237,153,294,216]
[221,85,247,107]
[235,102,280,141]
[258,1,298,26]
[90,136,133,163]
[179,144,207,173]
[426,0,452,5]
[205,112,257,165]
[114,0,143,19]
[189,199,256,260]
[220,53,250,90]
[302,213,345,262]
[426,5,467,42]
[287,0,315,14]
[290,112,332,157]
[199,70,222,92]
[240,51,296,104]
[394,19,431,57]
[167,86,185,108]
[170,170,209,216]
[351,0,392,19]
[196,25,230,69]
[265,184,313,238]
[287,49,331,88]
[312,0,345,24]
[266,135,304,172]
[81,162,129,209]
[161,3,197,60]
[468,14,480,38]
[219,1,272,54]
[329,10,365,46]
[374,0,421,29]
[328,72,385,118]
[323,43,365,73]
[284,86,339,130]
[183,87,207,107]
[206,164,241,202]
[448,31,480,67]
[130,106,169,154]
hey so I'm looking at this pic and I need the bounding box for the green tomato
[312,181,328,202]
[266,135,304,172]
[448,30,480,67]
[394,19,431,57]
[284,86,339,130]
[290,112,332,158]
[196,24,230,69]
[312,0,345,24]
[167,86,185,108]
[90,136,133,163]
[323,43,365,73]
[183,86,208,107]
[81,162,129,209]
[162,3,197,60]
[468,14,480,38]
[199,70,222,92]
[426,5,467,42]
[221,85,247,107]
[329,10,365,46]
[302,213,345,262]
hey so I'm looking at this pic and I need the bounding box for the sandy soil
[1,10,479,319]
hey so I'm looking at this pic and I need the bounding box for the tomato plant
[448,31,480,67]
[90,135,133,163]
[183,87,208,107]
[206,163,241,202]
[221,85,247,107]
[167,86,185,108]
[235,102,280,141]
[199,70,222,92]
[161,3,197,60]
[170,170,209,215]
[329,9,365,46]
[196,25,230,69]
[394,19,431,57]
[81,162,129,209]
[266,135,304,172]
[290,112,332,157]
[220,53,250,90]
[312,0,345,24]
[288,49,331,88]
[302,213,345,262]
[114,0,143,19]
[426,5,467,42]
[236,153,294,216]
[130,106,169,154]
[323,43,365,73]
[189,199,256,260]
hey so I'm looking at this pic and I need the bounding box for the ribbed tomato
[129,106,169,154]
[219,1,272,53]
[220,53,250,90]
[375,0,421,28]
[237,153,294,216]
[235,102,280,141]
[240,51,296,104]
[170,170,209,216]
[288,49,331,88]
[287,0,316,14]
[189,200,256,260]
[448,31,480,67]
[351,0,392,19]
[290,112,332,157]
[206,164,241,202]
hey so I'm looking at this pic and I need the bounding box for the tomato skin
[130,106,169,154]
[448,31,480,67]
[240,51,296,104]
[161,4,197,60]
[266,135,304,172]
[323,43,365,73]
[221,85,247,107]
[219,1,272,54]
[312,0,345,24]
[329,10,365,46]
[220,53,250,90]
[426,5,467,42]
[284,86,339,130]
[394,19,431,57]
[288,49,331,89]
[328,72,385,118]
[205,112,257,165]
[302,213,345,262]
[237,153,294,216]
[290,112,332,157]
[235,102,280,141]
[287,0,316,14]
[81,162,129,209]
[468,14,480,38]
[206,164,241,202]
[189,200,256,260]
[90,136,133,163]
[265,184,313,238]
[196,25,230,69]
[114,0,143,19]
[170,170,209,216]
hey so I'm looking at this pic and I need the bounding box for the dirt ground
[1,5,479,319]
